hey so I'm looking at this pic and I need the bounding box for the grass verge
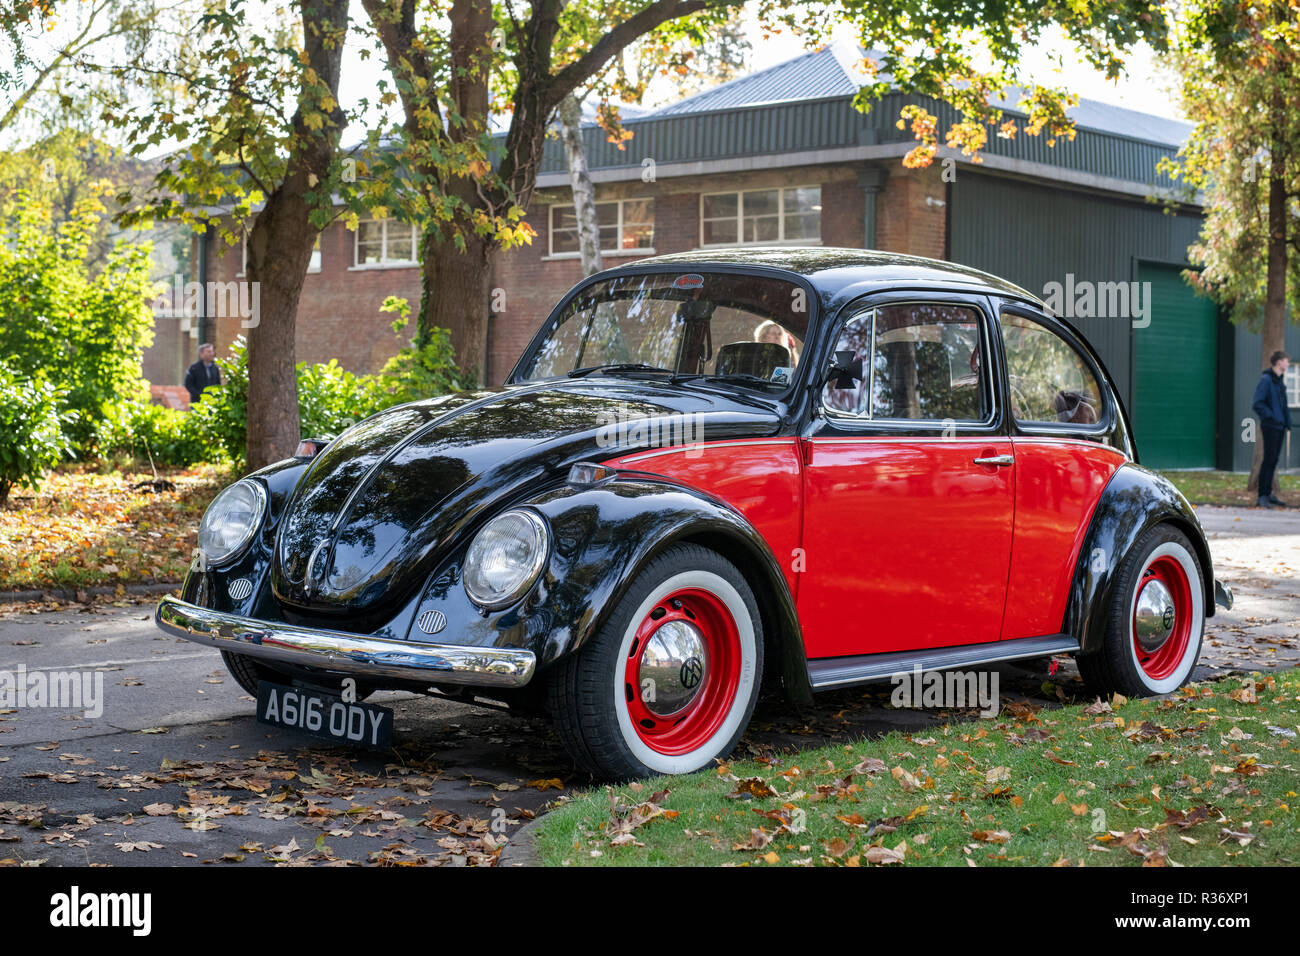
[0,465,229,591]
[1160,470,1286,508]
[535,669,1300,866]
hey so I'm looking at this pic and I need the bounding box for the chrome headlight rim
[463,508,550,610]
[197,479,268,567]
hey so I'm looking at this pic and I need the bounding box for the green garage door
[1132,263,1219,469]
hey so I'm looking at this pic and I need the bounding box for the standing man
[1252,349,1292,508]
[185,343,222,407]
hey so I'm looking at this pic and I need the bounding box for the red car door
[997,310,1128,639]
[798,299,1016,658]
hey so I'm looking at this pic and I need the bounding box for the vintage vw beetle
[157,248,1232,778]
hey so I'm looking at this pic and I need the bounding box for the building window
[354,216,418,267]
[308,236,322,273]
[548,199,655,257]
[700,186,821,246]
[1286,364,1300,408]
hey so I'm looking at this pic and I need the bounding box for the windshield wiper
[567,363,676,378]
[676,372,782,389]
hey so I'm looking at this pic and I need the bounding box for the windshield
[515,271,811,393]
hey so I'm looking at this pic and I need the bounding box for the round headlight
[198,480,267,566]
[463,509,549,609]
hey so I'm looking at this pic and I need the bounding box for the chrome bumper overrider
[155,596,536,688]
[1215,580,1234,611]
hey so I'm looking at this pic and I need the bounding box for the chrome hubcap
[638,620,708,717]
[1135,578,1176,652]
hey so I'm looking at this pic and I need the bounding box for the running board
[807,635,1080,691]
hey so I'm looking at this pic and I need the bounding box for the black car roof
[602,246,1043,306]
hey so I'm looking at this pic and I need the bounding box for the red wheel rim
[1132,555,1194,681]
[623,587,742,756]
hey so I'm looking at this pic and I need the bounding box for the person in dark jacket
[184,343,222,406]
[1252,349,1292,508]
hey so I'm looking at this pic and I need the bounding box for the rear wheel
[1077,524,1205,697]
[220,651,376,701]
[547,544,763,779]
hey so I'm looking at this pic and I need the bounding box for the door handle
[973,454,1015,467]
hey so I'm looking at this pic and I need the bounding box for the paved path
[0,505,1294,866]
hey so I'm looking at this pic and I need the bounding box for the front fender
[1065,463,1216,657]
[526,476,812,704]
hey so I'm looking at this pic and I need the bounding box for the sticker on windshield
[673,274,705,290]
[771,366,793,385]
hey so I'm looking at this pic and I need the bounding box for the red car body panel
[1000,438,1126,640]
[608,434,1124,661]
[603,439,805,597]
[796,437,1016,657]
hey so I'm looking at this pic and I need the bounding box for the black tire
[220,651,376,701]
[547,543,764,780]
[1076,524,1206,698]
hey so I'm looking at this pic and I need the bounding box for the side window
[999,313,1104,426]
[822,303,990,422]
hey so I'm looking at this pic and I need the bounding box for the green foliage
[0,190,159,450]
[96,391,211,468]
[188,333,461,467]
[375,296,468,404]
[1157,0,1300,330]
[0,360,73,506]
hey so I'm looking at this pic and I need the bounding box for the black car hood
[271,380,782,613]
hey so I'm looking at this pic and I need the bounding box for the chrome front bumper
[155,595,536,688]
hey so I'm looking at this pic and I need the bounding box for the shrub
[0,192,159,451]
[0,361,73,506]
[373,297,469,404]
[191,336,417,466]
[96,390,211,468]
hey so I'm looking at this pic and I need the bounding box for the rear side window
[823,302,990,422]
[999,313,1104,426]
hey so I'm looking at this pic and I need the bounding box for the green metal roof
[531,45,1190,194]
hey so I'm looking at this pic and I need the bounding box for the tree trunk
[242,0,350,470]
[558,93,603,278]
[420,229,494,384]
[1248,91,1289,492]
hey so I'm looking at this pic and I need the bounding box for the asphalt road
[1,504,1295,866]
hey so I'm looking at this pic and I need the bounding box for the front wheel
[547,544,763,779]
[1077,524,1206,697]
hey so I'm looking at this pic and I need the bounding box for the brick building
[150,44,1300,471]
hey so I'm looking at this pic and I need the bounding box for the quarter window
[999,313,1105,426]
[823,303,989,422]
[549,199,654,256]
[700,186,821,246]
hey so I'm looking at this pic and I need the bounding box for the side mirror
[827,350,864,390]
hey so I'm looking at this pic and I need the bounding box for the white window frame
[545,198,655,259]
[351,216,418,269]
[699,185,822,248]
[1285,364,1300,408]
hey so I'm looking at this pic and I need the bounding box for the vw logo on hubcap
[1135,577,1177,652]
[639,619,708,717]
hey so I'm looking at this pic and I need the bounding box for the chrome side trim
[615,438,795,464]
[807,634,1080,690]
[155,596,535,688]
